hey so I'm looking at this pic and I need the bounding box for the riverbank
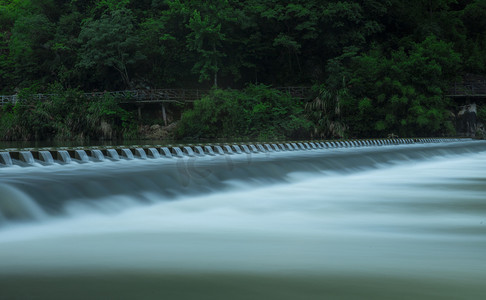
[1,84,481,144]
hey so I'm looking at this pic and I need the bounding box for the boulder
[457,103,477,136]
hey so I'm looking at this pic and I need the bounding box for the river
[0,141,485,299]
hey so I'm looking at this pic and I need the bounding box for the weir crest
[0,138,473,167]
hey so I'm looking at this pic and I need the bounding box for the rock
[457,103,477,137]
[100,120,113,139]
[150,124,161,131]
[138,122,178,140]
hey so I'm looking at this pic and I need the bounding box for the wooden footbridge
[447,82,486,97]
[0,87,312,106]
[1,79,484,107]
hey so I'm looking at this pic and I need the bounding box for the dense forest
[1,0,485,141]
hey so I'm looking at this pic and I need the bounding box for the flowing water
[1,141,486,299]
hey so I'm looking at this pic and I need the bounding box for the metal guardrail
[0,87,312,106]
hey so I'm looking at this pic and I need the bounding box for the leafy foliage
[177,85,311,139]
[0,84,134,141]
[77,9,145,88]
[0,0,484,140]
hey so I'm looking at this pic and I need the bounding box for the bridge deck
[2,81,483,106]
[446,82,486,97]
[0,87,312,106]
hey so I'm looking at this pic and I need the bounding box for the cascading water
[214,145,225,155]
[161,147,172,157]
[223,145,233,154]
[135,148,147,159]
[106,149,120,160]
[240,145,250,153]
[172,147,183,157]
[91,149,105,161]
[57,150,72,164]
[194,146,204,155]
[204,145,215,155]
[0,152,12,166]
[232,145,242,154]
[19,151,35,165]
[75,150,90,162]
[1,140,486,300]
[39,151,54,164]
[183,146,195,156]
[121,149,134,160]
[148,148,160,158]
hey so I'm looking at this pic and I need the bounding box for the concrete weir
[0,138,469,167]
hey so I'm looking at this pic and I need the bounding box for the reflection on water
[0,142,486,299]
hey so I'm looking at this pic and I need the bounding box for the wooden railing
[0,87,312,106]
[447,81,486,97]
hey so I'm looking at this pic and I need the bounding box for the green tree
[77,8,145,88]
[186,9,225,87]
[8,13,56,87]
[347,35,460,137]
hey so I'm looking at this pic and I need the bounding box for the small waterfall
[204,146,215,155]
[272,144,280,151]
[297,143,305,150]
[241,145,250,154]
[148,148,160,158]
[194,146,204,155]
[183,146,195,156]
[264,144,273,151]
[106,149,120,160]
[309,143,317,149]
[39,151,54,164]
[303,143,311,149]
[91,150,105,161]
[223,145,234,154]
[135,148,147,159]
[256,144,266,152]
[285,144,293,150]
[121,149,134,160]
[0,152,13,166]
[232,145,242,154]
[214,146,225,155]
[290,143,298,150]
[172,147,183,157]
[249,145,258,152]
[75,150,90,162]
[57,150,72,164]
[161,147,172,158]
[278,144,286,151]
